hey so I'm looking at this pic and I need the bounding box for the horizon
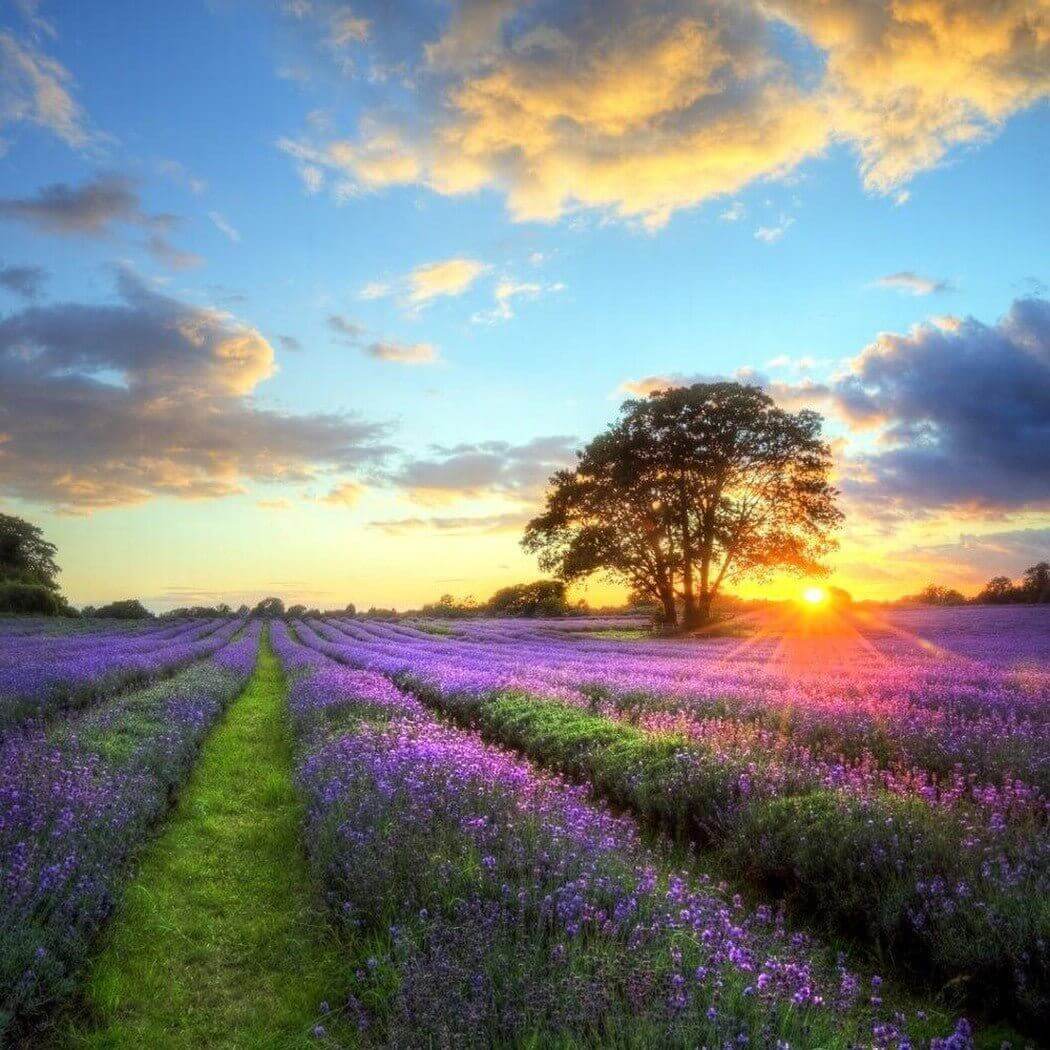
[1,1,1048,611]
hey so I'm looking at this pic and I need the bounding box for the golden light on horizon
[801,586,828,606]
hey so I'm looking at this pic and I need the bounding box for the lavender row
[293,618,1049,1025]
[0,616,246,733]
[273,622,969,1048]
[313,612,1050,810]
[0,624,259,1039]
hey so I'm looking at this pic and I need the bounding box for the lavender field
[0,606,1046,1047]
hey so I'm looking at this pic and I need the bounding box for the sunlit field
[2,606,1046,1047]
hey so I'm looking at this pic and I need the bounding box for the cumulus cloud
[390,435,576,504]
[0,271,391,510]
[327,313,367,343]
[874,271,951,296]
[619,299,1050,516]
[279,0,1049,227]
[407,257,487,305]
[0,263,47,300]
[0,29,95,149]
[829,296,1050,514]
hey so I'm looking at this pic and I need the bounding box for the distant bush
[486,580,570,617]
[0,582,74,616]
[88,599,154,620]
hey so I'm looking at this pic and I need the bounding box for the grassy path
[65,630,349,1050]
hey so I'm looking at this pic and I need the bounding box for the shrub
[91,599,154,620]
[0,582,71,616]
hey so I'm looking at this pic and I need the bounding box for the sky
[0,0,1048,611]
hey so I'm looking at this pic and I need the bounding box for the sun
[801,586,828,606]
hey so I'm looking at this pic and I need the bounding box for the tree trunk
[658,583,678,627]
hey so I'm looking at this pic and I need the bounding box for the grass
[63,630,351,1050]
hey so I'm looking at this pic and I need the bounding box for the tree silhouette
[525,382,842,628]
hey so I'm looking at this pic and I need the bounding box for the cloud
[471,278,563,324]
[0,175,202,271]
[407,257,487,305]
[277,334,303,352]
[0,263,47,300]
[364,339,438,364]
[874,271,951,296]
[0,29,95,149]
[145,234,204,271]
[321,480,365,505]
[828,296,1050,514]
[157,159,207,195]
[208,211,241,243]
[279,0,1049,227]
[390,435,576,504]
[328,313,439,364]
[0,270,391,510]
[754,215,794,243]
[369,511,531,536]
[720,201,746,222]
[359,279,391,299]
[257,498,293,511]
[327,313,367,343]
[0,175,141,235]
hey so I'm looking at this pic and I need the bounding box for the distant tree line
[902,563,1050,606]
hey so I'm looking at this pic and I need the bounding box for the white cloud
[208,211,241,243]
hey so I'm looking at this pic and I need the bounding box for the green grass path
[65,631,348,1049]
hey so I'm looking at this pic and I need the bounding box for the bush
[0,582,71,616]
[91,599,154,620]
[486,580,569,617]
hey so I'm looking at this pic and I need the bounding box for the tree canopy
[0,513,61,590]
[523,382,842,627]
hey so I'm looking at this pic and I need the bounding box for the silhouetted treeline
[901,563,1049,606]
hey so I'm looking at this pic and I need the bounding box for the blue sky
[1,0,1047,609]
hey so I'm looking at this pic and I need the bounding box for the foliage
[420,593,480,619]
[251,596,285,618]
[85,598,154,620]
[904,585,968,606]
[524,382,842,628]
[0,513,60,591]
[976,562,1050,604]
[487,579,571,617]
[0,581,74,616]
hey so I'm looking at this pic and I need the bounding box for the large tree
[0,513,61,590]
[524,382,842,628]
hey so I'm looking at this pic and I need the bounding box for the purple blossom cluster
[0,624,258,1038]
[0,615,247,733]
[278,625,967,1047]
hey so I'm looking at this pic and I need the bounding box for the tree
[252,596,285,618]
[977,576,1016,604]
[487,580,569,617]
[912,584,967,606]
[525,382,842,628]
[93,598,154,619]
[1020,562,1050,603]
[0,513,60,590]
